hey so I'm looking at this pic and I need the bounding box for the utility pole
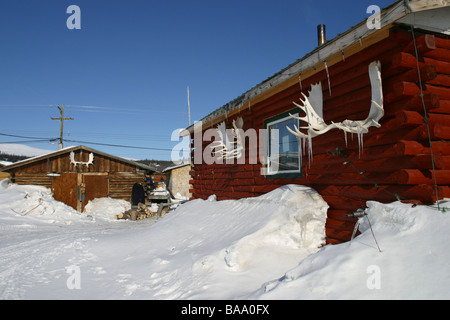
[51,105,74,150]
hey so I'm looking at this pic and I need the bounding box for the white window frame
[265,112,301,176]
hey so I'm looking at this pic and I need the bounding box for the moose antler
[287,60,383,160]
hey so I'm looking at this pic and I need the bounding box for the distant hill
[0,144,54,159]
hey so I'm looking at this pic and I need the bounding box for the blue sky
[0,0,394,161]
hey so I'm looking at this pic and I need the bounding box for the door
[81,174,108,210]
[52,173,79,211]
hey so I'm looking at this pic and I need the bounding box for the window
[265,111,301,177]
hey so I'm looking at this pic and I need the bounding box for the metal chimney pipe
[317,24,326,46]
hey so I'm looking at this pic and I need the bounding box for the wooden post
[51,105,74,149]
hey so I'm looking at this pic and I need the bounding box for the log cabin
[182,0,450,244]
[0,145,156,212]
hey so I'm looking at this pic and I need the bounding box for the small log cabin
[182,0,450,244]
[0,145,156,212]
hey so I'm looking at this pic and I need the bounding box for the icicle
[302,137,306,155]
[297,136,303,170]
[324,60,332,96]
[299,73,303,91]
[357,126,364,158]
[341,49,345,62]
[344,131,348,147]
[308,133,313,167]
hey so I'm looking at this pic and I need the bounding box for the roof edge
[0,145,157,173]
[181,0,449,136]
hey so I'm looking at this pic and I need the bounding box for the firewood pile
[114,203,167,221]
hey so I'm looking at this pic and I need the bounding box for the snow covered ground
[0,179,449,300]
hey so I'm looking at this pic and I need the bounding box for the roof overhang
[0,145,157,173]
[181,0,449,137]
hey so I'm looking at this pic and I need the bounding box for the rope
[409,23,441,211]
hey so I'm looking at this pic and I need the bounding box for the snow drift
[1,180,449,300]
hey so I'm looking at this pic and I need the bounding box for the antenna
[187,86,191,126]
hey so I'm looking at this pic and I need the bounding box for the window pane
[267,116,300,174]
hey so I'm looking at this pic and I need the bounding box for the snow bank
[1,179,450,300]
[0,180,90,226]
[83,197,131,221]
[254,200,450,300]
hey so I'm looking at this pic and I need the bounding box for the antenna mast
[187,86,191,126]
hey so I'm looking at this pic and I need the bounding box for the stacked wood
[114,203,159,220]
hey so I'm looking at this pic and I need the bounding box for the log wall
[189,28,450,244]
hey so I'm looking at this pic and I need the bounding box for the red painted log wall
[190,28,450,244]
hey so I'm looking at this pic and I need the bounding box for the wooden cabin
[0,145,156,212]
[182,0,450,244]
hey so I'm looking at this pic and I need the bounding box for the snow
[1,179,449,300]
[0,143,53,157]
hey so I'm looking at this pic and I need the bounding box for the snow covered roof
[162,162,191,173]
[0,145,157,173]
[181,0,450,136]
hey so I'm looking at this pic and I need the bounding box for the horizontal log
[390,52,425,71]
[430,100,450,114]
[404,34,436,55]
[423,57,450,75]
[435,37,450,50]
[384,81,421,102]
[306,154,443,176]
[385,93,440,115]
[325,217,358,234]
[316,184,444,204]
[424,48,450,63]
[395,169,450,185]
[425,84,450,100]
[428,74,450,87]
[388,64,437,85]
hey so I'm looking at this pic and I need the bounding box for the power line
[0,132,58,142]
[63,139,181,152]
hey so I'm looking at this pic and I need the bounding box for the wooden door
[52,173,79,211]
[82,174,108,210]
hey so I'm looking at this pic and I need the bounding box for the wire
[409,23,441,211]
[63,138,182,152]
[0,140,53,144]
[0,132,58,142]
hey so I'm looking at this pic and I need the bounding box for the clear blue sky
[0,0,394,161]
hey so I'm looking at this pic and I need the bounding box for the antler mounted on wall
[70,151,94,167]
[213,117,245,161]
[287,60,384,165]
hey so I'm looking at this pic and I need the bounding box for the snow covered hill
[0,143,53,158]
[0,180,449,301]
